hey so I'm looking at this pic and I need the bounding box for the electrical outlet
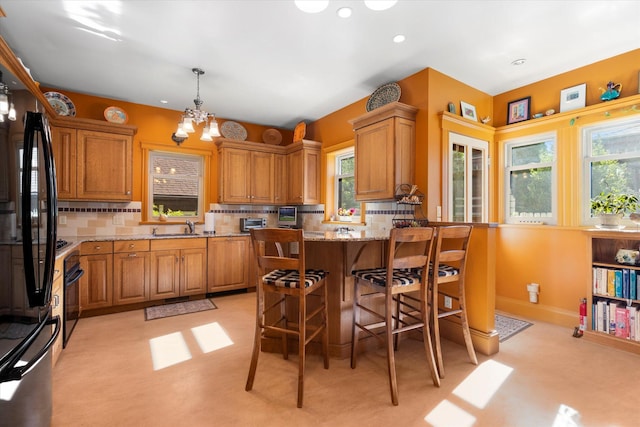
[58,215,67,225]
[444,296,452,309]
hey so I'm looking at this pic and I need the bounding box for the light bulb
[175,123,188,138]
[294,0,328,13]
[182,117,195,133]
[8,103,16,121]
[209,119,221,137]
[364,0,397,11]
[0,93,8,115]
[200,125,213,141]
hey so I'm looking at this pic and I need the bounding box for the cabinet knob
[95,246,101,250]
[126,191,131,195]
[129,244,135,248]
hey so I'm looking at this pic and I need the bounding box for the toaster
[240,217,266,232]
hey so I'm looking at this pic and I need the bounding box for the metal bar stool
[429,225,477,378]
[245,228,329,408]
[350,227,440,405]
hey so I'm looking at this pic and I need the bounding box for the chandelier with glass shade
[0,71,17,123]
[173,68,220,144]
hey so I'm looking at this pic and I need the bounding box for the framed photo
[460,101,477,121]
[560,83,586,112]
[507,96,531,124]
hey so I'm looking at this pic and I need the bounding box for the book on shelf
[631,269,637,300]
[609,302,618,335]
[607,269,616,297]
[615,306,630,339]
[622,269,630,299]
[628,306,637,341]
[615,269,623,298]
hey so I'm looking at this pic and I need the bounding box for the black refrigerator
[0,111,61,426]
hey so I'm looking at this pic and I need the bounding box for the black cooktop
[56,239,69,251]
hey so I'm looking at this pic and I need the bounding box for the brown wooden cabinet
[350,102,417,201]
[286,140,321,205]
[216,138,321,205]
[207,236,251,292]
[79,241,114,311]
[149,238,207,300]
[113,240,151,305]
[51,256,64,366]
[50,117,137,201]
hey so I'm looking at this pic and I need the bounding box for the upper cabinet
[216,138,321,205]
[350,102,418,201]
[50,117,137,202]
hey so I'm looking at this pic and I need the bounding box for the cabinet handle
[182,256,185,263]
[95,246,101,250]
[129,244,135,248]
[53,294,59,308]
[128,253,137,257]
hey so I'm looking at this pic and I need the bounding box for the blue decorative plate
[44,91,76,116]
[366,82,401,112]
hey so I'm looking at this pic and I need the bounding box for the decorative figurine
[600,81,622,101]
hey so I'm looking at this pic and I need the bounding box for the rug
[495,314,533,342]
[145,299,217,321]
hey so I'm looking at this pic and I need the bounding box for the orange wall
[41,86,293,203]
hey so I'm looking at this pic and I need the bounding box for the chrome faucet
[186,220,195,234]
[152,227,158,236]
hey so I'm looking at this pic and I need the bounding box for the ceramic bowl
[545,109,555,116]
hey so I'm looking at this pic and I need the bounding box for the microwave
[240,217,266,232]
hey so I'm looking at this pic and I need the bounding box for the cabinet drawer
[150,238,206,251]
[114,240,150,253]
[80,241,114,255]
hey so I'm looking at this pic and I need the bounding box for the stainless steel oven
[63,250,83,348]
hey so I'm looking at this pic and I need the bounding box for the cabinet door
[150,250,180,300]
[76,130,132,201]
[355,118,395,201]
[287,146,321,205]
[273,153,287,204]
[80,254,113,310]
[219,148,250,203]
[50,126,77,200]
[287,149,303,204]
[250,151,274,204]
[180,248,207,296]
[113,252,150,305]
[208,237,249,292]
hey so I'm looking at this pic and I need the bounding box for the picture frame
[507,96,531,124]
[460,101,477,121]
[560,83,586,112]
[447,102,456,114]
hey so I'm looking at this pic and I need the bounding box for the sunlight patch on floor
[149,332,191,370]
[424,399,476,427]
[453,359,513,409]
[552,404,582,427]
[191,322,234,353]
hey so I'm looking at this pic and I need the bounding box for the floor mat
[145,299,217,321]
[495,314,533,342]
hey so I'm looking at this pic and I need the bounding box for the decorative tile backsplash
[56,201,416,237]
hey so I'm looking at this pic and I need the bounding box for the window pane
[511,141,554,166]
[339,156,354,174]
[590,158,640,200]
[590,121,640,156]
[509,167,552,218]
[472,148,483,222]
[151,153,201,218]
[452,146,465,222]
[338,176,357,212]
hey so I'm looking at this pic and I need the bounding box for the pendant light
[174,68,221,144]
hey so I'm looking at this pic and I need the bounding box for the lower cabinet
[79,241,114,311]
[207,236,251,292]
[113,240,151,305]
[149,238,207,300]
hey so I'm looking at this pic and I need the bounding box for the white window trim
[504,131,557,225]
[447,132,489,222]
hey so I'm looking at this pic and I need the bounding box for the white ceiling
[1,0,639,129]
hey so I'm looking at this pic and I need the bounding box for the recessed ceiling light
[295,0,329,13]
[337,7,352,18]
[511,58,526,66]
[393,34,405,43]
[364,0,398,11]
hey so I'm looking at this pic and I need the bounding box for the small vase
[596,213,624,229]
[338,215,352,222]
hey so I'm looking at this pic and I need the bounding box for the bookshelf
[585,229,640,354]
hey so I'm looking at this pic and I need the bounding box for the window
[582,116,640,224]
[504,133,556,224]
[335,151,359,220]
[148,151,203,220]
[448,133,488,222]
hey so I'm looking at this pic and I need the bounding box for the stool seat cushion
[352,267,421,287]
[429,263,459,277]
[262,269,328,288]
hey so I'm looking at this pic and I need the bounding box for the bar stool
[245,228,329,408]
[350,227,440,406]
[429,225,477,378]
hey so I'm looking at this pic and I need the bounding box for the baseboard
[438,318,500,356]
[496,295,577,328]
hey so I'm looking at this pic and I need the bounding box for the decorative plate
[262,128,283,145]
[366,82,401,112]
[220,121,248,141]
[44,91,76,116]
[104,106,128,124]
[293,121,306,142]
